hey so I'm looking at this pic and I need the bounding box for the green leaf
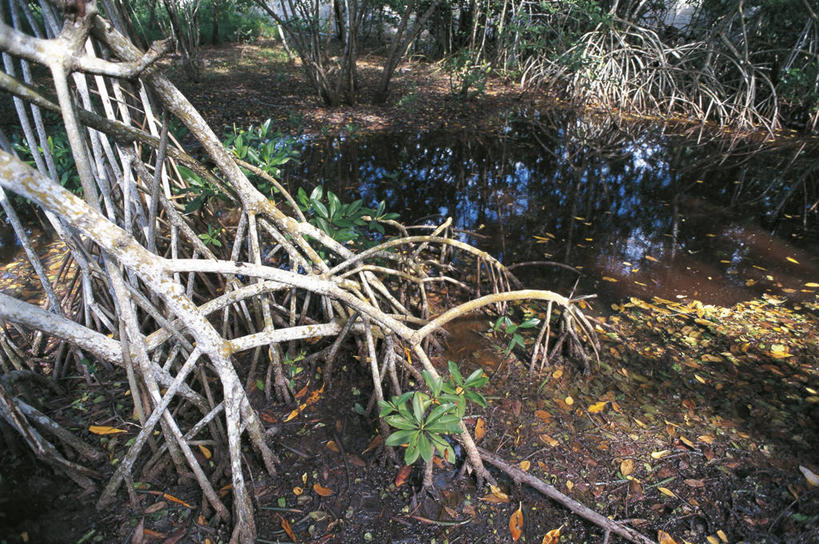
[385,414,418,431]
[347,199,363,216]
[464,391,487,408]
[448,360,464,385]
[464,368,488,388]
[520,317,541,328]
[327,191,341,219]
[378,400,395,417]
[405,433,421,465]
[310,185,323,201]
[417,433,433,463]
[425,403,455,426]
[411,392,426,422]
[312,199,329,220]
[385,429,416,446]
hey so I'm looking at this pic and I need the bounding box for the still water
[282,111,818,307]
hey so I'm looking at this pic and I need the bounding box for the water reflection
[283,111,818,307]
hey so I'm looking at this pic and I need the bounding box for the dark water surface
[281,111,819,308]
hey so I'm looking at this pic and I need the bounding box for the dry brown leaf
[395,465,412,487]
[325,440,340,453]
[509,505,524,542]
[313,483,334,497]
[534,409,552,422]
[279,515,298,542]
[541,528,561,544]
[698,434,715,444]
[620,459,634,476]
[684,479,705,488]
[144,501,166,514]
[197,445,212,460]
[474,418,486,441]
[680,436,696,449]
[799,465,819,486]
[480,485,510,504]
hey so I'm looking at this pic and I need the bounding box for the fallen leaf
[541,528,561,544]
[698,435,715,444]
[680,436,696,449]
[520,460,531,471]
[602,276,618,282]
[657,530,679,544]
[588,401,607,414]
[717,529,728,542]
[805,282,819,288]
[534,409,553,422]
[144,501,166,514]
[283,409,300,422]
[395,465,412,487]
[786,257,799,264]
[540,434,559,447]
[620,459,634,476]
[293,486,303,496]
[480,485,510,504]
[552,368,563,379]
[325,440,340,453]
[279,515,298,542]
[313,483,334,497]
[564,396,574,406]
[684,479,705,488]
[706,536,719,544]
[132,517,145,544]
[218,484,232,497]
[799,465,819,486]
[89,425,127,435]
[474,418,486,441]
[509,505,524,541]
[651,450,670,459]
[658,487,675,498]
[162,493,193,509]
[198,445,212,460]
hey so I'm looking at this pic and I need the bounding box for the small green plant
[397,83,419,113]
[445,50,491,101]
[176,165,228,213]
[198,224,223,247]
[491,314,541,355]
[379,361,488,465]
[224,119,299,196]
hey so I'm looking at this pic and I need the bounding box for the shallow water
[282,111,819,308]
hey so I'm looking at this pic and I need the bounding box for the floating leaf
[313,483,334,497]
[588,401,607,414]
[474,417,486,441]
[620,459,634,476]
[658,530,679,544]
[89,425,127,435]
[395,465,412,487]
[509,504,524,541]
[541,528,561,544]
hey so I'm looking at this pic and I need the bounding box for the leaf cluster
[378,361,488,466]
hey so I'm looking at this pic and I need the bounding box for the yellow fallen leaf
[541,528,561,544]
[540,434,559,447]
[680,436,696,449]
[701,354,722,363]
[481,485,510,504]
[566,480,574,490]
[293,486,303,495]
[552,368,563,379]
[658,487,675,498]
[651,450,670,459]
[509,504,524,542]
[519,460,531,471]
[564,396,574,406]
[283,408,300,422]
[657,530,679,544]
[698,434,715,444]
[326,440,340,453]
[706,536,720,544]
[89,425,127,435]
[805,282,819,288]
[474,417,487,441]
[786,257,799,264]
[717,529,728,542]
[602,276,618,283]
[198,445,212,460]
[534,409,553,422]
[588,401,607,414]
[645,255,658,262]
[162,493,193,508]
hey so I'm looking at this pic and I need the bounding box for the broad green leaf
[417,433,433,462]
[385,414,418,431]
[385,429,416,446]
[448,360,464,385]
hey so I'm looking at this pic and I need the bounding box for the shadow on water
[283,110,819,308]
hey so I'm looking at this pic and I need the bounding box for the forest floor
[1,41,818,544]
